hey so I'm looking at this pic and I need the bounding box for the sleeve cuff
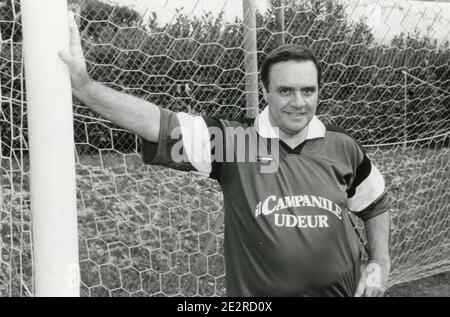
[354,192,389,221]
[141,107,172,165]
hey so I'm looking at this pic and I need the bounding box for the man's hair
[260,44,322,92]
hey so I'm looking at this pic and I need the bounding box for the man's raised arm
[58,12,160,143]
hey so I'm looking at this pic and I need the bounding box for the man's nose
[292,90,306,107]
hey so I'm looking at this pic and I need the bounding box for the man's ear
[262,83,269,103]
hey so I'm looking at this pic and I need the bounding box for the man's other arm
[345,139,391,297]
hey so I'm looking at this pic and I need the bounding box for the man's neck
[279,126,309,149]
[267,114,309,149]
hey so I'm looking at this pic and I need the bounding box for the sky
[108,0,450,44]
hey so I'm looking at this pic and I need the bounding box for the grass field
[0,144,449,296]
[386,271,450,297]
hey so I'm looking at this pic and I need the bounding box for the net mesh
[1,0,449,296]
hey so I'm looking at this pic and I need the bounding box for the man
[59,12,390,297]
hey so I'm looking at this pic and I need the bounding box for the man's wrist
[368,257,390,269]
[79,75,95,91]
[74,76,96,99]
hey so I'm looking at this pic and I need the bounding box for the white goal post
[20,0,79,296]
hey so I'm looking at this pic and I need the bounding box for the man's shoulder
[324,125,352,138]
[324,125,358,142]
[160,107,256,129]
[323,124,365,153]
[203,115,256,130]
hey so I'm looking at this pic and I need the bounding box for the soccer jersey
[142,106,387,297]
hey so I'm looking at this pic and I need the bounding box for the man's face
[263,60,319,137]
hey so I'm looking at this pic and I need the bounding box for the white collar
[255,106,326,140]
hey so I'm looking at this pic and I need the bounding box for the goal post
[242,0,259,119]
[21,0,79,296]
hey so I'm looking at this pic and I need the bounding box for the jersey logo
[254,194,343,229]
[274,214,330,228]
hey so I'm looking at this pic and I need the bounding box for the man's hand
[58,11,91,93]
[354,260,390,297]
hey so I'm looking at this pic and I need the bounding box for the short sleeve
[141,108,225,178]
[346,141,388,221]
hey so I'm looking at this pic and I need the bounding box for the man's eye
[279,88,290,95]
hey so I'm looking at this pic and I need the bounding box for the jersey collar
[255,106,326,140]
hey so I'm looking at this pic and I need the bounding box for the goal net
[1,0,449,296]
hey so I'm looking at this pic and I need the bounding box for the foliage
[1,0,449,152]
